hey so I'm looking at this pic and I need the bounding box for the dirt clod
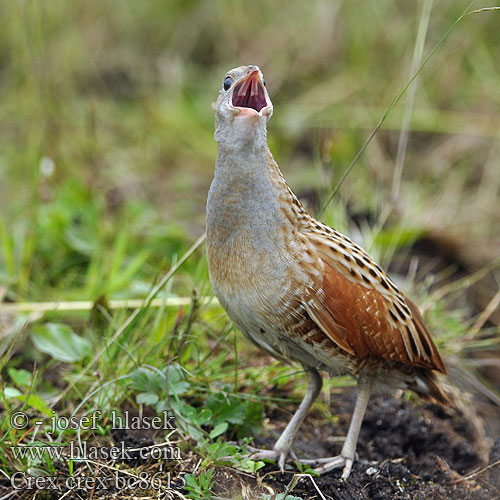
[245,391,498,500]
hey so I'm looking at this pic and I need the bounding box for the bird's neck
[207,142,296,250]
[214,142,274,194]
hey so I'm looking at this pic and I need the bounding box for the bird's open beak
[231,69,271,116]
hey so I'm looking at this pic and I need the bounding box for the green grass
[1,1,500,498]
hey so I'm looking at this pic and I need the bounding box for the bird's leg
[338,377,372,478]
[301,377,372,479]
[248,368,323,471]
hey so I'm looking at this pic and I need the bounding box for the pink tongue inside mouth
[232,75,267,112]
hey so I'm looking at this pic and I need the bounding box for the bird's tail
[411,369,451,405]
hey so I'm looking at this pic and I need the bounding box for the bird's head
[213,65,273,150]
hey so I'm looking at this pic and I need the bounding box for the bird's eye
[262,79,266,87]
[223,76,233,91]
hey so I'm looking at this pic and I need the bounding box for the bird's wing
[303,230,446,373]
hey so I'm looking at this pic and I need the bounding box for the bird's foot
[244,445,297,472]
[300,453,357,479]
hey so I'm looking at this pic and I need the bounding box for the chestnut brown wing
[304,235,446,373]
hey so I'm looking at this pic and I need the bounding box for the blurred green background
[1,0,499,304]
[1,0,500,491]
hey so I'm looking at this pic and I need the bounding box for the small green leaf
[236,458,266,473]
[17,393,53,417]
[209,422,228,439]
[194,408,213,425]
[8,368,32,388]
[136,392,159,406]
[184,473,199,489]
[32,323,92,362]
[3,387,22,398]
[165,364,190,395]
[169,399,207,443]
[131,366,165,394]
[206,393,244,424]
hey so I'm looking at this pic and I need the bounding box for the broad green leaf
[184,473,198,489]
[169,399,207,443]
[136,392,159,406]
[237,459,266,473]
[209,422,228,439]
[130,367,165,394]
[165,365,190,396]
[206,393,246,425]
[3,386,22,398]
[8,368,32,388]
[32,323,92,362]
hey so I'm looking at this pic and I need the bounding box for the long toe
[313,456,356,478]
[278,449,289,472]
[341,458,354,479]
[245,446,296,472]
[300,456,343,465]
[312,455,346,475]
[248,448,281,461]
